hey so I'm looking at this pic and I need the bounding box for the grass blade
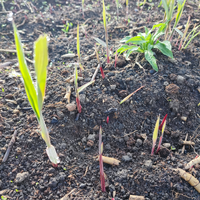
[151,115,160,156]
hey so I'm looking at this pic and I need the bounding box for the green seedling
[1,196,7,200]
[156,114,167,154]
[117,23,173,71]
[74,64,94,113]
[151,115,160,156]
[62,22,73,34]
[126,0,129,16]
[77,24,84,71]
[102,0,110,63]
[13,22,59,165]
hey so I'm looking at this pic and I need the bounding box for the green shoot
[102,0,110,63]
[77,24,84,71]
[13,22,59,164]
[151,115,160,156]
[169,0,186,39]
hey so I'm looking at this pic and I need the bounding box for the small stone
[122,155,132,162]
[105,143,111,150]
[110,85,117,90]
[51,117,58,124]
[60,143,67,149]
[66,103,76,112]
[87,140,94,147]
[16,147,21,153]
[177,75,185,84]
[144,160,152,169]
[0,180,2,188]
[165,84,179,94]
[136,139,142,147]
[169,74,177,81]
[48,177,58,188]
[149,69,156,74]
[159,147,170,158]
[13,109,20,114]
[80,183,86,188]
[93,125,99,131]
[163,81,169,86]
[87,134,96,141]
[15,172,29,184]
[5,94,13,99]
[82,137,87,143]
[169,99,180,112]
[79,94,86,104]
[57,110,64,118]
[181,116,187,121]
[116,59,126,68]
[58,172,66,181]
[163,143,171,148]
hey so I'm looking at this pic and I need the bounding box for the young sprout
[95,44,105,79]
[13,22,59,164]
[156,114,167,154]
[169,0,186,40]
[74,64,82,113]
[102,0,110,64]
[99,126,106,192]
[114,52,118,68]
[1,0,5,11]
[151,115,160,156]
[77,24,84,71]
[74,64,94,113]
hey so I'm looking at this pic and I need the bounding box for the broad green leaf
[161,40,172,50]
[144,50,158,71]
[125,46,139,59]
[154,41,173,58]
[77,80,95,93]
[102,0,106,30]
[93,37,107,48]
[117,45,138,54]
[152,23,166,31]
[120,36,132,43]
[34,35,48,113]
[13,24,39,120]
[126,36,146,44]
[153,32,165,42]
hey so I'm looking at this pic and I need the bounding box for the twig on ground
[2,130,18,162]
[181,133,188,154]
[0,49,32,54]
[60,188,76,200]
[91,64,101,81]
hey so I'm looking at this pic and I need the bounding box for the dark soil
[0,0,200,200]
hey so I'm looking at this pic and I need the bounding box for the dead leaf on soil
[64,85,71,103]
[96,155,120,165]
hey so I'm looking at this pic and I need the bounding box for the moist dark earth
[0,0,200,199]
